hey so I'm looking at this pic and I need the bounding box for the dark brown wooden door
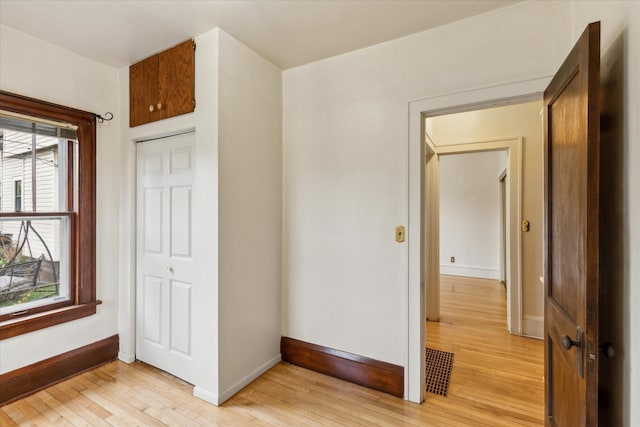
[544,22,600,426]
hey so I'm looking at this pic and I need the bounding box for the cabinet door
[159,40,195,121]
[130,55,159,127]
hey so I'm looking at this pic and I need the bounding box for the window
[0,91,98,339]
[13,179,22,212]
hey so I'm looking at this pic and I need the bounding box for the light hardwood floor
[426,275,544,425]
[1,275,543,426]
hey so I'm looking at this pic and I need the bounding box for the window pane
[0,217,69,314]
[36,138,73,211]
[0,128,72,212]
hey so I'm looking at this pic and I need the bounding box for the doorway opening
[424,98,546,334]
[406,77,551,403]
[424,136,521,333]
[422,105,544,413]
[432,147,509,317]
[421,103,545,421]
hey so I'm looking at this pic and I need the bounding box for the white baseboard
[194,354,282,406]
[217,354,282,405]
[193,386,220,406]
[440,264,501,280]
[523,315,544,339]
[118,352,136,364]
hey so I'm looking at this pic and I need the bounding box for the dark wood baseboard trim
[281,336,404,397]
[0,334,118,406]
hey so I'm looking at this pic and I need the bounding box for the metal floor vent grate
[425,347,454,396]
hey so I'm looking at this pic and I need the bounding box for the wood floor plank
[0,275,543,426]
[0,406,19,427]
[8,399,39,423]
[44,384,111,427]
[29,392,81,426]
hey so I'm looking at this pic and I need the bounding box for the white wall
[217,30,282,401]
[283,1,640,423]
[0,24,121,373]
[438,151,505,280]
[282,0,571,367]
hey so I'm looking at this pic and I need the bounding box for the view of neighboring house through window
[0,113,73,316]
[14,179,22,211]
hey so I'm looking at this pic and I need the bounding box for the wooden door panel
[159,39,195,120]
[130,55,159,127]
[550,342,580,426]
[544,22,600,426]
[549,72,584,323]
[547,300,581,377]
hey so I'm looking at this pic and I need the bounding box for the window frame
[0,91,99,339]
[13,178,22,212]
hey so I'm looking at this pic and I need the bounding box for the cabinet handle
[148,104,154,112]
[157,103,163,110]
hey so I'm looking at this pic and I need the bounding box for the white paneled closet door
[136,131,195,384]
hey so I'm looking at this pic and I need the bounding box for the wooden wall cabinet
[130,39,195,127]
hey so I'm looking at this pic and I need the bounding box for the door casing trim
[406,76,551,403]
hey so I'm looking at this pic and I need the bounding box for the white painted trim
[216,354,282,405]
[117,352,136,364]
[409,76,552,114]
[436,137,520,153]
[407,76,551,404]
[407,107,425,403]
[523,315,544,340]
[425,152,440,322]
[498,169,507,284]
[193,386,219,406]
[440,265,501,280]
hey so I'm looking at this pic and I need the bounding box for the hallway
[426,275,544,425]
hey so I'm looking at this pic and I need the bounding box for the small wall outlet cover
[450,256,455,263]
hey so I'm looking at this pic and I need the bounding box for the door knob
[561,327,584,377]
[561,334,580,350]
[166,266,174,274]
[600,342,615,358]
